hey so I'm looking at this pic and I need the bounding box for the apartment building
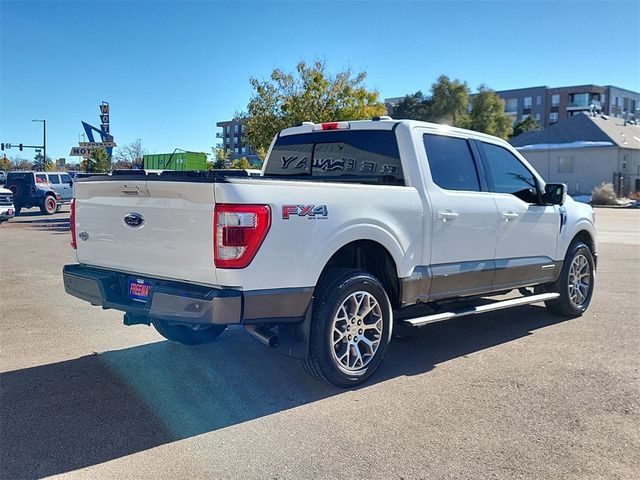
[215,119,259,162]
[385,84,639,128]
[494,84,638,127]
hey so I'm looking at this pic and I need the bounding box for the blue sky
[1,0,638,161]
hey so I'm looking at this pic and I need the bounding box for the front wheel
[40,195,57,215]
[152,319,226,345]
[304,269,393,388]
[545,241,595,316]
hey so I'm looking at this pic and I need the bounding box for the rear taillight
[214,204,271,268]
[70,198,77,249]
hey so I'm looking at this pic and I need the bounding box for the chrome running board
[403,293,560,327]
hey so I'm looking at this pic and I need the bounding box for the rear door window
[60,173,72,183]
[265,130,404,185]
[423,134,480,192]
[48,174,61,184]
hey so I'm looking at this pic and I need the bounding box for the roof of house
[510,113,640,151]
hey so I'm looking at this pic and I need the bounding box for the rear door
[476,140,560,288]
[421,132,499,300]
[58,173,73,201]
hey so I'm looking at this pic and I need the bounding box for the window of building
[480,142,538,203]
[551,94,560,107]
[558,157,574,173]
[535,113,541,121]
[423,134,480,192]
[524,97,532,109]
[234,125,239,133]
[521,114,530,121]
[550,112,559,123]
[226,126,230,134]
[505,98,518,112]
[536,95,542,106]
[234,136,239,145]
[241,147,246,154]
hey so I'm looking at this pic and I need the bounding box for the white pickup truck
[63,118,597,387]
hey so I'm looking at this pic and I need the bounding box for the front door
[421,132,499,300]
[477,141,560,289]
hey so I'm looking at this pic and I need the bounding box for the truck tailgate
[74,179,217,286]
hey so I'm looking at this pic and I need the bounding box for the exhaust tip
[245,324,279,348]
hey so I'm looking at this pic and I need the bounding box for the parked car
[4,171,63,215]
[0,186,15,224]
[63,118,597,387]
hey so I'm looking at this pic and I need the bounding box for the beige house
[510,113,640,196]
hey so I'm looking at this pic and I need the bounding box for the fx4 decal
[282,204,328,220]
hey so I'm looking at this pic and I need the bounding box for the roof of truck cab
[278,119,510,145]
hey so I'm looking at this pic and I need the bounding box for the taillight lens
[214,204,271,268]
[70,198,77,249]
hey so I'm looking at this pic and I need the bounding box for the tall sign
[100,101,110,134]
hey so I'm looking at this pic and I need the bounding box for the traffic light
[1,143,4,151]
[19,144,23,151]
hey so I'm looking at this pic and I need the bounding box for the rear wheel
[304,269,393,388]
[545,241,595,316]
[40,195,57,215]
[152,319,226,345]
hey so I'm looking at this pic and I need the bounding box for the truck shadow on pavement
[8,215,70,233]
[0,306,570,479]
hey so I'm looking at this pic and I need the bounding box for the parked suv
[0,186,15,224]
[4,171,64,215]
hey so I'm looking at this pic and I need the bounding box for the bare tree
[113,139,146,169]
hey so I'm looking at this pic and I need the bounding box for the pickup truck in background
[63,118,597,387]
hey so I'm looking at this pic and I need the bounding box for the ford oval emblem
[124,213,145,228]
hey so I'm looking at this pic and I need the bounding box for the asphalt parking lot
[1,206,638,479]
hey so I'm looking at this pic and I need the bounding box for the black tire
[152,319,226,345]
[545,241,595,317]
[40,195,57,215]
[303,268,393,388]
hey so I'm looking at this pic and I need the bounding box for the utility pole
[32,119,46,170]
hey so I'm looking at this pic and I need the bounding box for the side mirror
[543,183,567,205]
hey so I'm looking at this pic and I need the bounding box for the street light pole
[32,119,46,170]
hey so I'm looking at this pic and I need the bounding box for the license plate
[128,278,151,303]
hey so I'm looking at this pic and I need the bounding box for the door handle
[502,212,520,221]
[437,210,459,222]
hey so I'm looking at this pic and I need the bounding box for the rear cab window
[264,130,405,185]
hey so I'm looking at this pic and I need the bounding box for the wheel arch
[317,239,401,308]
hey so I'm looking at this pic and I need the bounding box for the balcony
[567,96,602,111]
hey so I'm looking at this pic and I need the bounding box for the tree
[33,153,54,172]
[392,91,430,120]
[427,75,470,126]
[230,157,252,170]
[466,85,513,139]
[244,60,386,151]
[0,156,10,171]
[10,156,32,170]
[82,148,111,173]
[211,146,231,169]
[391,76,470,126]
[511,116,541,138]
[113,139,146,169]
